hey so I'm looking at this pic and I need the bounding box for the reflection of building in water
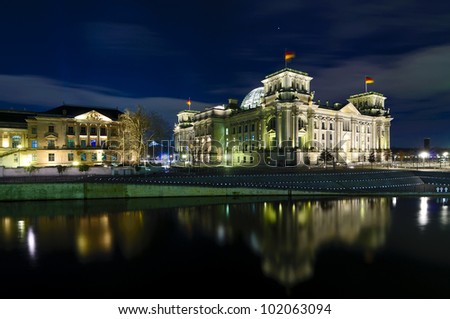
[177,198,390,288]
[0,210,152,263]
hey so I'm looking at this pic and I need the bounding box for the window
[80,153,86,161]
[48,153,55,161]
[68,153,74,161]
[67,139,75,148]
[232,127,235,135]
[90,127,97,135]
[12,136,21,148]
[90,139,96,147]
[102,153,106,161]
[31,126,37,134]
[31,140,38,148]
[81,140,87,148]
[80,126,87,135]
[47,140,55,149]
[48,125,54,133]
[92,153,97,161]
[322,122,325,129]
[67,126,74,135]
[100,127,107,136]
[343,121,350,131]
[251,124,255,131]
[225,128,228,135]
[322,134,325,140]
[314,121,318,129]
[244,125,248,133]
[238,126,242,133]
[329,123,333,130]
[32,154,37,162]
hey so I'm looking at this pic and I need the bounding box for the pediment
[340,103,361,115]
[74,110,113,122]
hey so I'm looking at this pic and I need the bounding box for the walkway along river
[0,169,449,201]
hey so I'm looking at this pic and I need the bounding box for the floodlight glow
[419,152,429,159]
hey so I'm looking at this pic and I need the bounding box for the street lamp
[419,151,429,168]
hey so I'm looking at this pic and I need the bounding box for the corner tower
[262,68,314,104]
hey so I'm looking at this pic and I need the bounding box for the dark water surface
[1,196,449,298]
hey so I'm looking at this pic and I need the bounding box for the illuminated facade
[174,68,393,166]
[0,105,123,167]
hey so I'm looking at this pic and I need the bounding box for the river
[0,196,449,298]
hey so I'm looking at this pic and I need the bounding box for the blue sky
[1,0,450,147]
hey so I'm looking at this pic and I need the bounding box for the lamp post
[17,144,22,167]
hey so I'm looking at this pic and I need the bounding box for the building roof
[43,105,123,120]
[0,110,37,129]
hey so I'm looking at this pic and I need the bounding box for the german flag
[285,50,295,62]
[365,76,374,84]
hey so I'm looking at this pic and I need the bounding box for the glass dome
[240,87,264,110]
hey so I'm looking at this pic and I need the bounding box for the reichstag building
[174,67,392,167]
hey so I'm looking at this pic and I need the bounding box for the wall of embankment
[0,183,316,201]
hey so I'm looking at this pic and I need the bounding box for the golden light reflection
[76,214,113,262]
[177,197,391,289]
[1,217,12,238]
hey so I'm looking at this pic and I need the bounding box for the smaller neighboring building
[0,105,123,168]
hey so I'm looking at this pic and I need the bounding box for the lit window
[31,140,38,148]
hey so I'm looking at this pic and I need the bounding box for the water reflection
[2,196,449,293]
[177,197,391,287]
[0,201,154,263]
[418,197,450,229]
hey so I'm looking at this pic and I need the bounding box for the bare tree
[119,105,150,165]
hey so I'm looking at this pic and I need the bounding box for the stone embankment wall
[0,183,297,201]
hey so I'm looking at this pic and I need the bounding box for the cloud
[0,74,211,125]
[313,44,450,107]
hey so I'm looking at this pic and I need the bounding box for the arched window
[267,118,276,131]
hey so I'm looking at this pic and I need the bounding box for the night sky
[1,0,449,148]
